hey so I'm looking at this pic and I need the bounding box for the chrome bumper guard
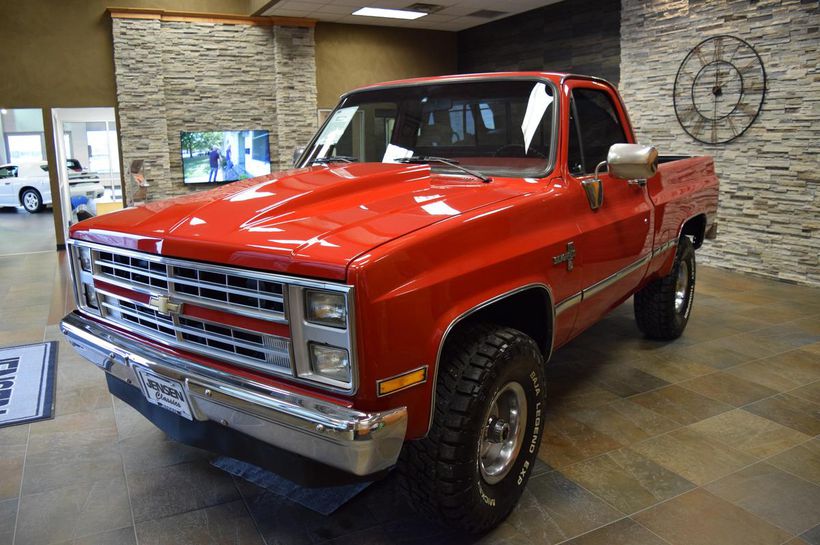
[60,311,407,476]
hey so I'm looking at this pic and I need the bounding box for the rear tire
[21,189,44,213]
[634,236,696,340]
[399,323,546,534]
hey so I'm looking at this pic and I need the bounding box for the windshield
[301,79,556,177]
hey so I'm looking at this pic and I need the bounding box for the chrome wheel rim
[674,261,690,313]
[480,381,527,485]
[23,193,38,211]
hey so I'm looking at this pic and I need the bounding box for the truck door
[566,83,654,335]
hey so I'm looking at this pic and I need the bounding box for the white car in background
[0,160,105,213]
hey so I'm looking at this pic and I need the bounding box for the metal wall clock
[673,35,766,144]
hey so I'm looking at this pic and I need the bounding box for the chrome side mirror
[607,143,658,182]
[582,165,605,211]
[292,146,305,167]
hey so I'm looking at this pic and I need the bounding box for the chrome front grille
[71,240,357,392]
[170,265,284,314]
[99,291,291,371]
[88,246,293,375]
[96,251,169,291]
[94,250,286,321]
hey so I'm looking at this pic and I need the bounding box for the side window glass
[568,104,584,176]
[572,88,627,173]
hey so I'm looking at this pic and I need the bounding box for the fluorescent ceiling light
[352,7,427,20]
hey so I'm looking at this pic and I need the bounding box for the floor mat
[212,456,372,515]
[0,341,58,428]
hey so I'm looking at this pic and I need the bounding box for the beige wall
[0,0,256,109]
[1,3,458,111]
[315,23,458,109]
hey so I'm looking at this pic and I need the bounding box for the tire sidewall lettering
[475,350,546,511]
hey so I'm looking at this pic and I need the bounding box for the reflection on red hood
[71,163,525,280]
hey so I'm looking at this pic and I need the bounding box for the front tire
[399,323,546,534]
[634,236,696,340]
[21,189,44,213]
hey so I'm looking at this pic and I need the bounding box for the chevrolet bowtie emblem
[553,242,576,271]
[148,295,183,316]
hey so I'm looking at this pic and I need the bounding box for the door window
[570,88,627,174]
[567,104,585,176]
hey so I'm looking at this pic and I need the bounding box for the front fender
[347,185,581,438]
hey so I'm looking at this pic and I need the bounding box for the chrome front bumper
[60,311,407,476]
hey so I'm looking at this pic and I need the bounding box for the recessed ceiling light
[352,7,427,20]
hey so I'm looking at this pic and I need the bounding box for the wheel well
[680,214,706,249]
[18,186,41,201]
[454,286,553,357]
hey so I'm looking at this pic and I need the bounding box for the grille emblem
[148,295,183,316]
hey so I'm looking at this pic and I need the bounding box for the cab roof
[347,72,614,96]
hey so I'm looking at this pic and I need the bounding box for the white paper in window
[313,106,359,159]
[520,83,553,154]
[382,144,414,163]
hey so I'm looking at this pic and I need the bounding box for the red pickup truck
[61,72,718,532]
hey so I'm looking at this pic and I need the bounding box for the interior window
[572,88,627,174]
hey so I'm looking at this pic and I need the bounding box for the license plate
[135,367,193,421]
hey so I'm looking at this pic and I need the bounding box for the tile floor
[0,229,818,544]
[0,208,57,256]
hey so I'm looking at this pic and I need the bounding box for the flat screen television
[180,130,271,184]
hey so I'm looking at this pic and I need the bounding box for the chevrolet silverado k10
[61,72,719,532]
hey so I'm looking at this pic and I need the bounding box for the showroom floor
[0,248,818,545]
[0,208,57,256]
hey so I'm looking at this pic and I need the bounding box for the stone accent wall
[620,0,819,286]
[112,18,317,202]
[458,0,621,85]
[273,26,318,168]
[112,18,172,200]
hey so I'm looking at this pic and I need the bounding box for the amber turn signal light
[377,366,427,397]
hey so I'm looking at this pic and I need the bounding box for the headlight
[305,290,346,328]
[309,343,351,383]
[78,246,92,272]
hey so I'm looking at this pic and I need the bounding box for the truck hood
[71,163,525,280]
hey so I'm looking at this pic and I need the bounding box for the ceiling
[261,0,562,31]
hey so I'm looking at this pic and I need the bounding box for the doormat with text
[0,342,58,428]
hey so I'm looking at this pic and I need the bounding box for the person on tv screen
[225,144,233,171]
[208,146,221,182]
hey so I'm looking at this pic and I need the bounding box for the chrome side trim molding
[555,292,582,316]
[585,254,652,300]
[554,238,678,314]
[652,238,678,257]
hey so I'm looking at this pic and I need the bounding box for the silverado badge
[553,242,576,271]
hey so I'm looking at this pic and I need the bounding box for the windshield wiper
[310,155,358,165]
[396,156,492,183]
